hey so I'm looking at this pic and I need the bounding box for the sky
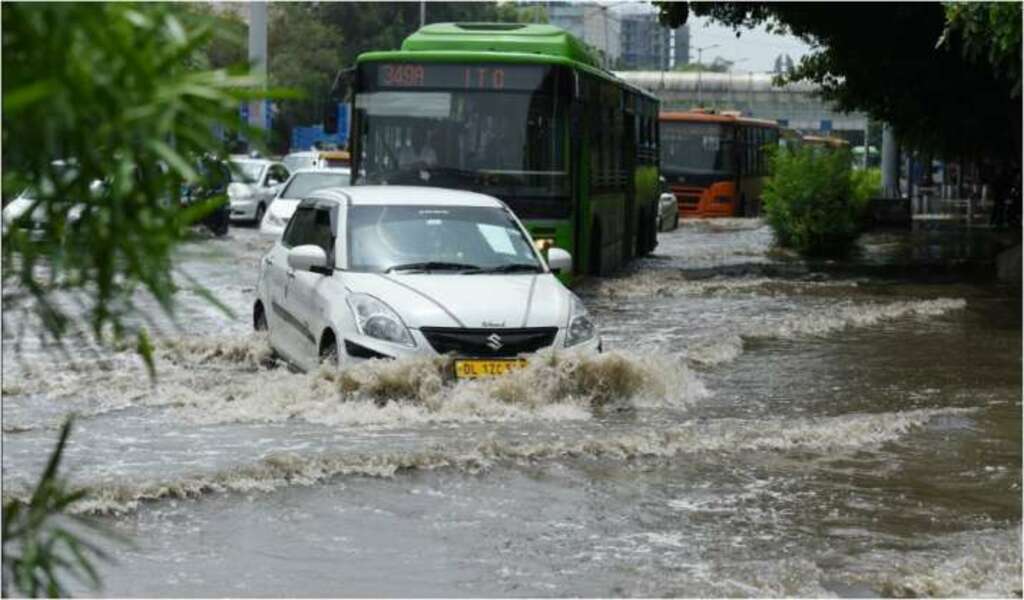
[610,2,814,73]
[686,16,814,73]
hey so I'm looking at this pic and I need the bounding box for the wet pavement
[2,219,1020,597]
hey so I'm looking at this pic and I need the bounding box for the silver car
[228,159,290,223]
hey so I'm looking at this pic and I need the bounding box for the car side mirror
[546,247,572,274]
[287,244,331,275]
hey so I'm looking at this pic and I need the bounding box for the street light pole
[694,44,718,107]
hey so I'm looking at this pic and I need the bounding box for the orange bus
[659,112,779,217]
[801,135,850,151]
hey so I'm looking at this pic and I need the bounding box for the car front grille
[419,327,558,357]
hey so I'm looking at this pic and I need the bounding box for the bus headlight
[347,294,416,347]
[564,294,596,347]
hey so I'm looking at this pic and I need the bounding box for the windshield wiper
[385,261,482,273]
[472,263,542,274]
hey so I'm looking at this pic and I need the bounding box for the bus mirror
[546,248,572,274]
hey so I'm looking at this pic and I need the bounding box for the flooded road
[2,220,1020,597]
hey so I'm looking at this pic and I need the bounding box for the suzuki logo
[486,333,503,351]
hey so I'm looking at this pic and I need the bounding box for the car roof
[231,158,276,166]
[305,186,505,208]
[289,167,350,176]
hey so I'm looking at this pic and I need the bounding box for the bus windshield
[354,63,569,218]
[660,122,736,176]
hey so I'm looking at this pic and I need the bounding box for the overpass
[614,71,868,134]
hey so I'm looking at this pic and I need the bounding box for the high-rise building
[619,11,689,70]
[545,2,622,68]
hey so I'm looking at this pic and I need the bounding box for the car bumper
[230,199,259,221]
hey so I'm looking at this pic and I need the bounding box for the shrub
[762,146,875,257]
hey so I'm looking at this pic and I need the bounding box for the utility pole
[863,120,870,170]
[248,1,268,132]
[881,124,899,197]
[694,44,718,107]
[420,1,426,28]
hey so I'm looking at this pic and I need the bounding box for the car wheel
[254,301,268,331]
[254,203,266,225]
[319,332,339,367]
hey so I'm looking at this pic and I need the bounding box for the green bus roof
[400,23,602,68]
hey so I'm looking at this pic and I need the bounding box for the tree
[674,60,730,73]
[783,53,794,74]
[267,3,345,153]
[2,3,278,372]
[653,2,1022,165]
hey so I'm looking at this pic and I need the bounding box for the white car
[259,167,351,236]
[281,151,320,173]
[228,159,290,223]
[253,186,601,374]
[657,191,679,231]
[656,176,679,232]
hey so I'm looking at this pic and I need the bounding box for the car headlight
[228,183,252,200]
[346,293,415,347]
[564,294,596,347]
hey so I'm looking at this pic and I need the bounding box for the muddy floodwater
[2,220,1021,597]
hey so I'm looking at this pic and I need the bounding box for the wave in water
[43,407,968,516]
[744,298,967,340]
[680,298,967,368]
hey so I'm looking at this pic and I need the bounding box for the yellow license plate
[453,359,527,379]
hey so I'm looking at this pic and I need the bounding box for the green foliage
[1,3,281,374]
[2,420,123,597]
[941,2,1022,97]
[652,2,1022,163]
[852,167,882,205]
[762,146,873,258]
[673,61,730,73]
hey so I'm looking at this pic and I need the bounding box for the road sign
[336,103,351,145]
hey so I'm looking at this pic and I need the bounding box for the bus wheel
[589,224,603,276]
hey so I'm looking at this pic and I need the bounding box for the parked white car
[657,192,679,231]
[281,151,320,173]
[260,167,351,236]
[657,176,679,232]
[228,159,290,223]
[253,186,601,374]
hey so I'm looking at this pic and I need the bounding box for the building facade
[546,2,621,68]
[619,12,689,70]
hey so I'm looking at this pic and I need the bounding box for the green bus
[345,23,660,278]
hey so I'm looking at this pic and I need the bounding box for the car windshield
[230,161,264,183]
[279,172,350,200]
[347,204,542,274]
[660,122,736,176]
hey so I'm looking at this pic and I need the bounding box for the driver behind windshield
[397,127,439,169]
